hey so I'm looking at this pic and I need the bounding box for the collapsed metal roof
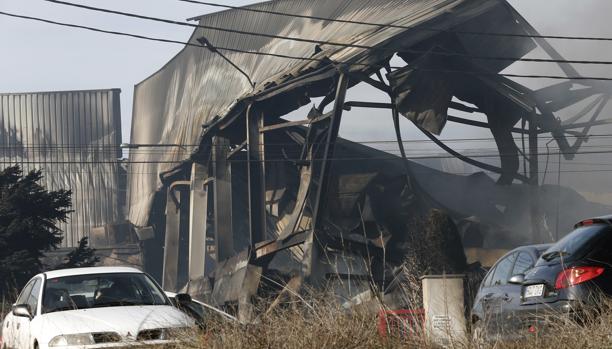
[128,0,528,227]
[0,89,123,247]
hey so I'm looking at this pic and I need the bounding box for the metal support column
[162,181,189,292]
[311,73,349,227]
[213,136,234,261]
[528,116,541,243]
[188,162,209,281]
[305,73,349,286]
[246,105,267,246]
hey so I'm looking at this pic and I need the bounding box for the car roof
[510,243,552,254]
[43,266,143,279]
[528,243,553,252]
[588,214,612,221]
[573,215,612,226]
[492,243,553,265]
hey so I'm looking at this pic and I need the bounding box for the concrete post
[422,274,467,346]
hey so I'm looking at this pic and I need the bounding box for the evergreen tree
[54,237,100,270]
[0,165,72,294]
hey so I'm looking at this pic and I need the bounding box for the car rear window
[538,224,610,265]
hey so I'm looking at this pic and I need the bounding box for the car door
[2,311,14,349]
[6,279,35,349]
[15,277,42,349]
[486,252,517,337]
[474,265,496,323]
[505,251,535,332]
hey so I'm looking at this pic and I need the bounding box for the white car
[0,266,194,349]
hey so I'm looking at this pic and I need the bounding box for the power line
[3,10,612,82]
[5,162,612,177]
[8,158,612,170]
[6,144,612,154]
[0,160,181,164]
[416,68,612,81]
[5,145,612,157]
[0,9,415,75]
[42,0,612,66]
[5,162,612,176]
[6,133,612,149]
[5,143,612,155]
[4,154,612,169]
[178,0,612,42]
[5,148,612,162]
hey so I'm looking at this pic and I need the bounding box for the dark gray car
[517,217,612,332]
[471,243,551,340]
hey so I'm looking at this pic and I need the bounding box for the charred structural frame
[127,0,611,317]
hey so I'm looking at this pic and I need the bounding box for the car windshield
[42,273,168,314]
[539,224,609,264]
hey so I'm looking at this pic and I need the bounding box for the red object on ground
[378,308,425,339]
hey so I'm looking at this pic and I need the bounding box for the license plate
[524,284,544,298]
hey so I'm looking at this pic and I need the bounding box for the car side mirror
[175,293,192,306]
[508,274,525,285]
[12,304,32,319]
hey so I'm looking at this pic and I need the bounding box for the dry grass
[165,296,612,349]
[177,297,392,349]
[1,293,15,321]
[160,239,611,349]
[2,284,609,349]
[495,299,612,349]
[1,301,10,321]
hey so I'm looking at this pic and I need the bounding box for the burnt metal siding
[129,0,507,227]
[0,89,122,248]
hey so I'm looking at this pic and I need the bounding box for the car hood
[35,305,193,344]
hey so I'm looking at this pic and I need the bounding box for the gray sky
[0,0,257,141]
[1,0,612,192]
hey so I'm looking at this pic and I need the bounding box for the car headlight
[48,333,95,347]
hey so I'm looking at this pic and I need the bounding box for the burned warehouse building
[118,0,612,318]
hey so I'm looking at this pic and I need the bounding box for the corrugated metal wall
[0,89,123,247]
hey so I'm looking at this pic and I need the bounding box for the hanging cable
[178,0,612,42]
[42,0,612,66]
[3,11,612,82]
